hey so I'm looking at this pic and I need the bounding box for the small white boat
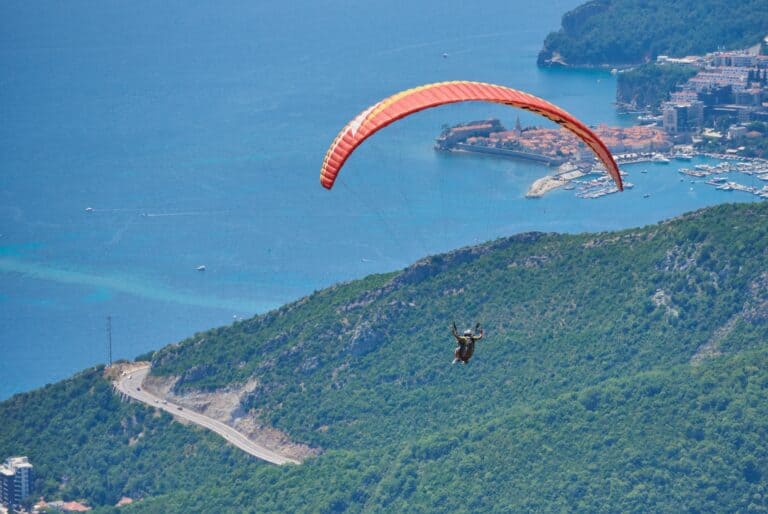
[85,207,94,212]
[196,265,206,271]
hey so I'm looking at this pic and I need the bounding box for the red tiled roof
[61,501,92,512]
[116,497,134,507]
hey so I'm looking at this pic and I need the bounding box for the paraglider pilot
[452,322,483,364]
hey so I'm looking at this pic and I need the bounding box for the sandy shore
[526,168,586,198]
[526,176,566,198]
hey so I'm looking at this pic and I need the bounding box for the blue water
[0,0,760,399]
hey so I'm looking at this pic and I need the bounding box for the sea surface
[0,0,760,399]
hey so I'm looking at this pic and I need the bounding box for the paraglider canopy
[320,81,622,191]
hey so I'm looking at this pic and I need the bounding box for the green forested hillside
[152,202,768,453]
[0,367,265,508]
[2,202,768,512]
[616,63,698,111]
[538,0,768,67]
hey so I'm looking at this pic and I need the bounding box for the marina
[674,157,768,199]
[525,151,768,200]
[573,175,633,199]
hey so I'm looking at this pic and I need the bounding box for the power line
[106,316,112,366]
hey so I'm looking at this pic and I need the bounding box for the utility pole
[106,316,113,366]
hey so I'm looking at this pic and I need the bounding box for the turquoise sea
[0,0,760,399]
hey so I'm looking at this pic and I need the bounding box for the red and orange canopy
[320,81,622,191]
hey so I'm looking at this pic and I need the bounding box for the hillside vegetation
[616,63,698,111]
[2,202,768,512]
[538,0,768,67]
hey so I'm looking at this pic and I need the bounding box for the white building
[0,457,33,510]
[656,55,704,66]
[727,125,748,140]
[711,51,757,68]
[670,89,699,103]
[662,101,704,135]
[688,67,751,92]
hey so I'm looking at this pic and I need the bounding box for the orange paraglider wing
[320,81,622,191]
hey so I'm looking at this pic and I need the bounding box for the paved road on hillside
[114,366,299,465]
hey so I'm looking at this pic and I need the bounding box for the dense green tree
[538,0,768,67]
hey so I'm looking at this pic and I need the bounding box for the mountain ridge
[2,202,768,512]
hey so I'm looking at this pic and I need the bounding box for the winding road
[114,366,299,465]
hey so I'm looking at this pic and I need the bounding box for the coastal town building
[711,51,757,68]
[656,55,705,67]
[662,101,704,137]
[658,42,768,139]
[434,119,503,148]
[711,105,757,124]
[688,67,751,92]
[670,89,699,103]
[436,121,671,165]
[697,85,735,108]
[115,497,134,507]
[727,125,749,140]
[35,500,92,512]
[594,125,672,153]
[733,87,764,107]
[0,457,33,511]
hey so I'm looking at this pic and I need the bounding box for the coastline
[526,164,586,198]
[526,176,566,197]
[439,132,768,200]
[524,151,768,199]
[536,49,640,71]
[435,120,678,199]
